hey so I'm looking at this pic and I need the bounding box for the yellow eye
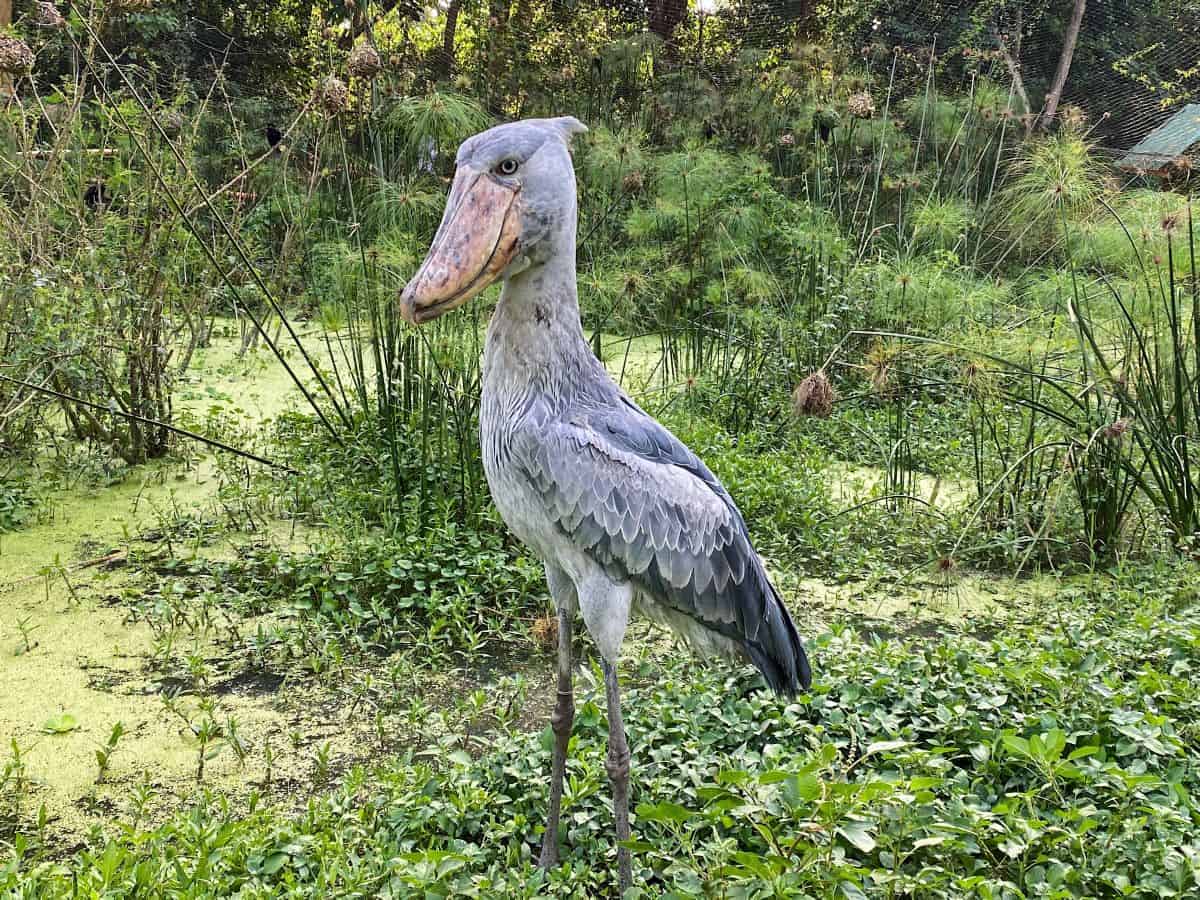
[496,158,519,176]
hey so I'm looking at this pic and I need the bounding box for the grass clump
[989,130,1113,260]
[1078,189,1193,280]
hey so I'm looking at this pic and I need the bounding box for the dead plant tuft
[319,76,349,115]
[34,3,67,29]
[347,42,383,79]
[0,36,34,76]
[792,370,835,418]
[847,91,876,120]
[531,614,558,653]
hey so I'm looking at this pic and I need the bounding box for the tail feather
[745,581,811,695]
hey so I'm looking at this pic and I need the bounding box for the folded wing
[515,395,810,693]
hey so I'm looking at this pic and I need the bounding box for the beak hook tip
[399,291,419,326]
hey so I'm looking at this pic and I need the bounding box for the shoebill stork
[399,116,812,891]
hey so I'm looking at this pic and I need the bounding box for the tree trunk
[1,0,13,100]
[438,0,463,79]
[486,0,510,113]
[511,0,531,35]
[787,0,821,38]
[1040,0,1087,131]
[994,4,1033,133]
[350,1,422,41]
[340,1,366,49]
[503,0,531,114]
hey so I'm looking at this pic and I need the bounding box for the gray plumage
[401,116,811,888]
[463,119,810,694]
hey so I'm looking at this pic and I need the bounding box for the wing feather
[513,396,811,693]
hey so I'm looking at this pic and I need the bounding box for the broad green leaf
[865,739,908,755]
[836,821,876,854]
[635,802,693,824]
[1001,733,1030,758]
[260,852,287,875]
[793,773,821,801]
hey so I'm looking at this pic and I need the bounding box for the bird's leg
[539,604,574,869]
[602,658,632,893]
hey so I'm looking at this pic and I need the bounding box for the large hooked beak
[399,167,523,325]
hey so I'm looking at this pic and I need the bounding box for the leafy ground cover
[4,563,1197,897]
[9,323,1197,897]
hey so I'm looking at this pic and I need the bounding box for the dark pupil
[500,159,516,174]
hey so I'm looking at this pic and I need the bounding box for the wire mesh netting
[332,0,1199,162]
[10,1,1197,155]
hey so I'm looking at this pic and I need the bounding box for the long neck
[484,244,600,401]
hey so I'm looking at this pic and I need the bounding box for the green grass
[1078,190,1192,279]
[3,565,1197,897]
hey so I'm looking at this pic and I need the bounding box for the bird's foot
[614,847,633,895]
[606,747,633,893]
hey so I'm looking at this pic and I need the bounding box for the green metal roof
[1119,103,1200,171]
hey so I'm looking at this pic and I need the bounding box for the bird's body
[481,263,808,687]
[400,116,811,890]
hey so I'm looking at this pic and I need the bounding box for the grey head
[399,116,587,324]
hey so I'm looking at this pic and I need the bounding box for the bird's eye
[496,158,519,176]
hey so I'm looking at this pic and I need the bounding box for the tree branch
[994,30,1032,134]
[1040,0,1087,131]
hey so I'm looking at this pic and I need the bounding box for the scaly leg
[602,658,632,893]
[539,603,574,868]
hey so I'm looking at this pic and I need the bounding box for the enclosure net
[444,0,1200,156]
[9,0,1188,157]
